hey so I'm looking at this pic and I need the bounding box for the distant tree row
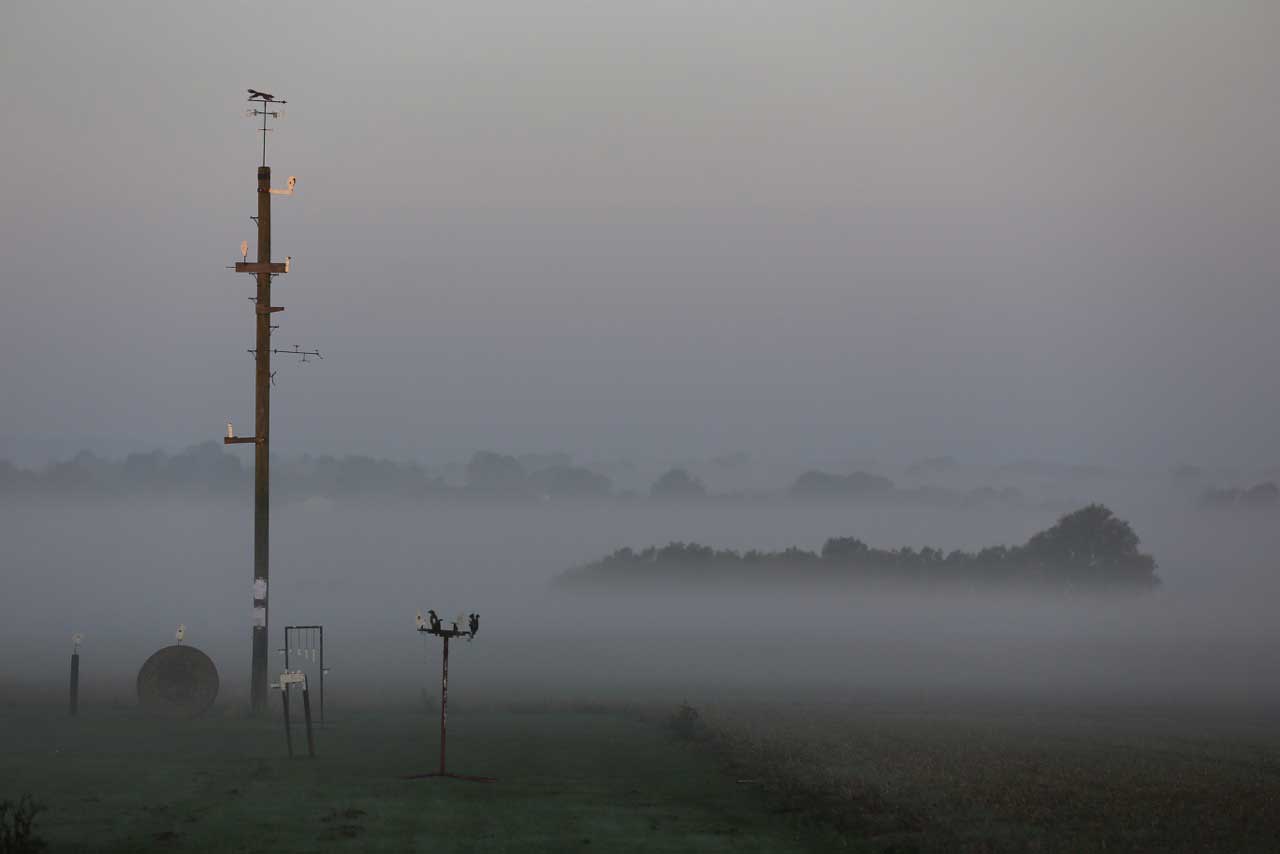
[787,468,1023,506]
[790,469,894,497]
[463,451,612,499]
[0,446,747,503]
[0,444,247,497]
[0,445,617,502]
[0,445,569,501]
[1199,481,1279,510]
[0,450,1034,508]
[557,504,1159,591]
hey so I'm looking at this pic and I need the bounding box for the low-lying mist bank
[3,498,1278,713]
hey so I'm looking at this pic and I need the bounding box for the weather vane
[245,89,287,167]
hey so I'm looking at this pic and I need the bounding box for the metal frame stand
[283,625,326,725]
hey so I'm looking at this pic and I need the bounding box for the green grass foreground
[0,706,817,854]
[7,700,1280,853]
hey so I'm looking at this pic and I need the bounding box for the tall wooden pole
[228,94,310,715]
[250,164,273,715]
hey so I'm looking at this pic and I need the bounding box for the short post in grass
[301,679,316,758]
[69,633,83,717]
[275,670,313,758]
[408,609,492,781]
[279,679,293,757]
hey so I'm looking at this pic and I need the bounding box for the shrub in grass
[0,794,46,854]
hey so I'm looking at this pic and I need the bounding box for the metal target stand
[403,609,495,782]
[282,625,327,725]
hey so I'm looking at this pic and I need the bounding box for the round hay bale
[136,645,220,718]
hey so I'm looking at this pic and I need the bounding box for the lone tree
[1023,503,1157,585]
[1024,504,1136,562]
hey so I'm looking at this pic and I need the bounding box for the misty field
[5,699,1279,853]
[686,700,1280,853]
[5,500,1280,851]
[0,704,817,854]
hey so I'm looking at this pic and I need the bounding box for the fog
[4,1,1280,469]
[3,0,1280,725]
[5,490,1278,714]
[8,6,1280,851]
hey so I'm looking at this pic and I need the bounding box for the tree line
[0,444,611,501]
[0,446,1092,510]
[557,504,1159,591]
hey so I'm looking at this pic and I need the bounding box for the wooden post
[69,653,79,717]
[280,685,293,758]
[302,685,316,758]
[318,628,325,726]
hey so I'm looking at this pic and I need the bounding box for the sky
[2,1,1278,468]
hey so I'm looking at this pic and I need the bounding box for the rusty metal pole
[439,634,449,775]
[404,620,491,782]
[250,165,272,715]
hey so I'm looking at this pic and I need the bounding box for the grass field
[5,698,1280,853]
[688,699,1280,853]
[0,704,820,854]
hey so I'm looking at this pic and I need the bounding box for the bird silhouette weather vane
[245,89,287,167]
